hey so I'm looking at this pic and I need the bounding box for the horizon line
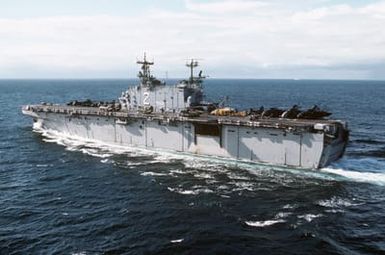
[1,77,385,82]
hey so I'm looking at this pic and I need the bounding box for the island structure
[22,54,349,169]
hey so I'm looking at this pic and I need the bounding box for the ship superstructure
[22,55,349,169]
[119,54,205,114]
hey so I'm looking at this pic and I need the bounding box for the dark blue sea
[1,79,385,254]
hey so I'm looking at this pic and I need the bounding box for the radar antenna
[186,59,205,85]
[186,59,198,82]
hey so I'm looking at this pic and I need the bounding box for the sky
[0,0,385,79]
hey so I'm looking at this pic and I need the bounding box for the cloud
[0,0,385,79]
[184,0,270,13]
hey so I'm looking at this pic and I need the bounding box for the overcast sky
[1,0,385,79]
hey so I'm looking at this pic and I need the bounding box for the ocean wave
[352,138,384,145]
[100,159,109,163]
[226,172,252,181]
[297,214,323,222]
[321,167,385,186]
[245,219,285,227]
[245,211,291,228]
[141,171,169,177]
[167,187,214,195]
[349,149,385,159]
[193,172,215,179]
[36,164,53,168]
[169,169,189,175]
[282,204,295,209]
[316,196,362,208]
[275,212,292,218]
[170,239,184,243]
[231,181,255,192]
[332,157,385,171]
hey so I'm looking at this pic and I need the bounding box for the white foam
[170,239,184,243]
[321,167,385,186]
[35,127,172,162]
[325,209,345,213]
[193,172,214,179]
[275,212,292,219]
[169,169,188,175]
[282,204,295,209]
[245,219,285,227]
[217,185,230,190]
[36,164,51,168]
[297,214,323,222]
[141,171,169,177]
[167,187,214,195]
[317,196,362,208]
[80,148,112,158]
[232,181,255,191]
[227,172,251,181]
[33,121,43,130]
[176,189,198,195]
[331,158,385,172]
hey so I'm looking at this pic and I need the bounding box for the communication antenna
[136,52,154,85]
[186,58,203,82]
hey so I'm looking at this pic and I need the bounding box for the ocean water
[1,79,385,254]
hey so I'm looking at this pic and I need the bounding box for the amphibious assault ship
[22,55,349,169]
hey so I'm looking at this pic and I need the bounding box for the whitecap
[169,169,188,175]
[193,173,214,179]
[330,158,385,172]
[297,214,323,222]
[245,219,285,227]
[227,172,251,181]
[80,148,112,158]
[167,187,213,195]
[141,171,169,176]
[282,204,295,209]
[232,181,255,191]
[317,196,361,208]
[275,212,292,219]
[321,167,385,186]
[170,239,184,243]
[177,190,198,195]
[36,164,50,167]
[217,185,230,190]
[325,209,345,213]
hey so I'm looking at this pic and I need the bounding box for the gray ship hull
[22,105,348,169]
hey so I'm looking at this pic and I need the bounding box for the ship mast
[186,59,198,83]
[186,59,205,86]
[137,53,154,86]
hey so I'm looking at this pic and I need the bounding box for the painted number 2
[143,92,150,105]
